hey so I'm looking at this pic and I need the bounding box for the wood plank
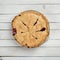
[0,46,60,56]
[45,5,60,14]
[45,14,60,23]
[2,57,60,60]
[0,30,13,40]
[0,15,15,22]
[0,0,60,4]
[0,40,60,46]
[0,40,20,46]
[0,5,43,14]
[0,5,60,14]
[0,30,60,40]
[0,23,60,30]
[0,23,11,29]
[0,14,60,22]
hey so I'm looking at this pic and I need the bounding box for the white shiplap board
[0,40,60,46]
[0,0,60,60]
[0,5,60,14]
[0,14,60,22]
[0,30,60,40]
[0,47,60,56]
[0,23,60,29]
[2,57,60,60]
[0,0,60,4]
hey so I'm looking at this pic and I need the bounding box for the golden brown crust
[12,10,50,48]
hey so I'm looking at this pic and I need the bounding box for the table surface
[0,0,60,60]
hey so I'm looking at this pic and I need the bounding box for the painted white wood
[45,14,60,23]
[2,57,60,60]
[0,5,60,14]
[0,15,15,22]
[0,5,43,14]
[0,0,60,4]
[0,40,20,46]
[45,5,60,14]
[0,47,60,56]
[0,30,59,40]
[0,14,60,22]
[0,30,14,40]
[0,23,11,29]
[0,40,60,46]
[0,23,60,29]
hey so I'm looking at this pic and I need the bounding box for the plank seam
[0,3,60,5]
[0,46,60,48]
[1,56,60,57]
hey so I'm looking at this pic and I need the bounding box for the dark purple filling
[18,15,21,16]
[40,27,46,31]
[12,28,17,35]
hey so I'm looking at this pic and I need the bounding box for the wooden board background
[0,0,60,60]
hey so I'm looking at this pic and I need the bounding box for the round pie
[12,10,49,48]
